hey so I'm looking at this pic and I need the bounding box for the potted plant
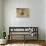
[0,25,7,44]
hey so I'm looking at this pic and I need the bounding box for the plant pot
[0,39,7,44]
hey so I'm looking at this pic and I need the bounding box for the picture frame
[16,8,29,17]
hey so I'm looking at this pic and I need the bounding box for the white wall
[45,0,46,40]
[0,0,3,38]
[3,0,45,40]
[0,0,2,29]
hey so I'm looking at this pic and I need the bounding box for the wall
[45,0,46,40]
[3,0,45,40]
[0,0,3,38]
[0,0,2,28]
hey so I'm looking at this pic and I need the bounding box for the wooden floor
[0,44,43,46]
[0,40,46,46]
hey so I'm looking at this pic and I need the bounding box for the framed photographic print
[16,8,29,17]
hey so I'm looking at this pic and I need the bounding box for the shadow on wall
[0,30,3,39]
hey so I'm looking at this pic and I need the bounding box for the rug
[6,44,42,46]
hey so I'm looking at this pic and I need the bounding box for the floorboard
[0,40,46,46]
